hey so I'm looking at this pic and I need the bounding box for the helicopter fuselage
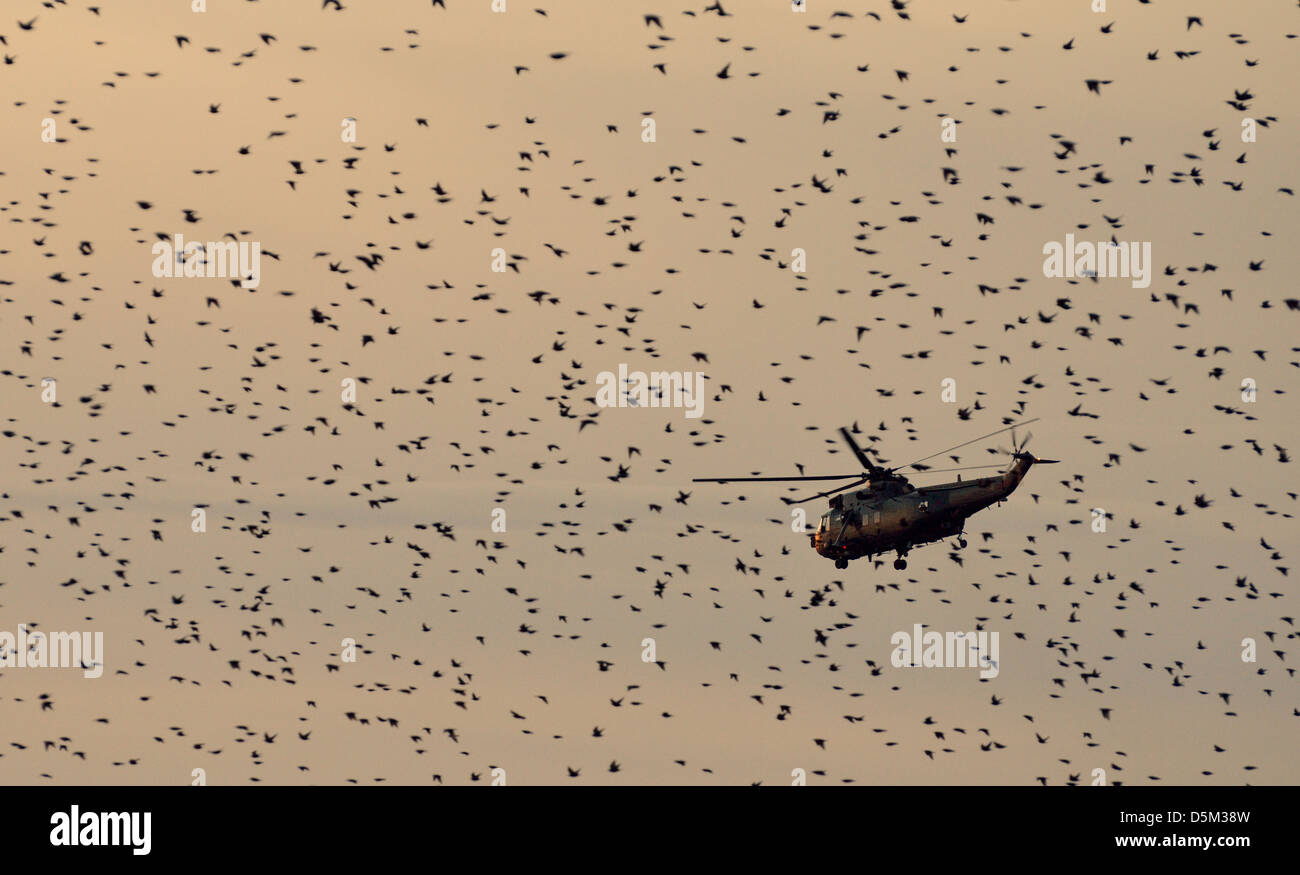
[811,454,1037,564]
[691,418,1052,571]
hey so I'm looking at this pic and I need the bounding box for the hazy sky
[0,0,1296,785]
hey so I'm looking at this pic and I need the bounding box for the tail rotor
[996,429,1057,465]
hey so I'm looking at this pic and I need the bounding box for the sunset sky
[1,0,1296,786]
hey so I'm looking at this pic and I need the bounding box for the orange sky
[0,0,1296,785]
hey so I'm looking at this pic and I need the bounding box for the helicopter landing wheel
[834,559,849,570]
[893,557,907,571]
[957,538,967,549]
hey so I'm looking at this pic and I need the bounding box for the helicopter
[693,419,1056,570]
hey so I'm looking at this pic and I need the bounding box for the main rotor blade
[909,464,1006,474]
[693,474,863,483]
[838,426,884,473]
[780,477,870,505]
[894,417,1040,471]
